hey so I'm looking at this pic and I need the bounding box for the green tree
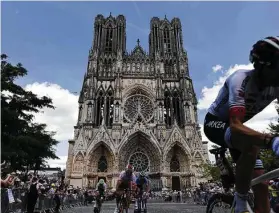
[1,54,59,172]
[269,101,279,135]
[201,161,221,182]
[260,101,279,172]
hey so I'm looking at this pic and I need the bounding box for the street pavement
[64,201,206,213]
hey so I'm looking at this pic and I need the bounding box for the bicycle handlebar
[251,168,279,186]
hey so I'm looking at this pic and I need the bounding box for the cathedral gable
[87,124,115,154]
[164,125,191,155]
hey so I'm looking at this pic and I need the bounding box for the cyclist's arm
[116,179,121,190]
[116,172,124,190]
[95,183,99,191]
[227,76,273,147]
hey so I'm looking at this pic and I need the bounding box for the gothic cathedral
[65,14,209,190]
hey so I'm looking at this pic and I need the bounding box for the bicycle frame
[119,189,131,213]
[136,191,146,211]
[210,147,279,213]
[230,168,279,213]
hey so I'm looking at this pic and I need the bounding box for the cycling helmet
[126,164,134,171]
[249,36,279,67]
[99,179,105,184]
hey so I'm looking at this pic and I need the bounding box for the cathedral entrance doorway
[172,176,180,191]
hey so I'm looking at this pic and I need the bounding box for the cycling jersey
[208,69,279,122]
[136,177,148,187]
[96,182,107,192]
[136,177,148,185]
[119,171,136,182]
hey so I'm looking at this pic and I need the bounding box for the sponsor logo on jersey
[205,121,226,129]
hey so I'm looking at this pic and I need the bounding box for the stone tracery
[118,132,161,172]
[124,94,154,123]
[129,150,149,172]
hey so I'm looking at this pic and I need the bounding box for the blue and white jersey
[208,69,279,122]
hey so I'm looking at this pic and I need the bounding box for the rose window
[129,152,149,172]
[124,94,154,123]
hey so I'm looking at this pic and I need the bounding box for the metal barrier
[1,188,85,213]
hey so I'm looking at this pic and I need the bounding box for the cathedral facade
[65,14,209,190]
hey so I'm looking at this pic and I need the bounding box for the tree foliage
[1,54,59,172]
[260,101,279,172]
[201,162,221,182]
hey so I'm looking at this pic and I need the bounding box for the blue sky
[2,2,279,160]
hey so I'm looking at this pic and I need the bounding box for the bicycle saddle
[209,147,227,155]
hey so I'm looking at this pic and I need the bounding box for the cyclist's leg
[226,130,269,213]
[252,163,269,213]
[116,182,125,212]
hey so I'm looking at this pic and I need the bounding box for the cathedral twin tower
[65,14,209,190]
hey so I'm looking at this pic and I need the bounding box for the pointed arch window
[78,105,83,122]
[96,90,105,126]
[105,88,114,127]
[172,90,181,126]
[164,90,172,127]
[105,24,113,53]
[97,155,108,172]
[170,155,180,172]
[163,26,171,53]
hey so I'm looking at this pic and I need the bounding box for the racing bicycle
[118,188,132,213]
[134,189,147,213]
[93,192,105,213]
[206,147,279,213]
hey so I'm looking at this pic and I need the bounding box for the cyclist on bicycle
[204,36,279,213]
[114,164,137,213]
[96,178,107,198]
[94,179,107,212]
[135,172,150,209]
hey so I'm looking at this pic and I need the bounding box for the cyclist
[114,164,137,213]
[204,36,279,213]
[135,172,150,210]
[96,178,107,198]
[94,179,107,212]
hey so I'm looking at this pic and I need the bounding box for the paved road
[65,202,206,213]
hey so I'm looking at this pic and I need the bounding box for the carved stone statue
[87,104,93,120]
[159,104,163,123]
[78,106,83,121]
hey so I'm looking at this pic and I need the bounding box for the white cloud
[198,63,254,110]
[24,82,79,169]
[212,64,223,73]
[46,156,68,170]
[198,63,278,161]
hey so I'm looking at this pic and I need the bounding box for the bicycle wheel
[206,193,233,213]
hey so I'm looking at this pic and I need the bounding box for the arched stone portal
[165,143,190,173]
[164,143,191,190]
[87,142,115,188]
[118,131,161,172]
[87,142,114,173]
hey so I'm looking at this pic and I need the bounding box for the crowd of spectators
[2,170,279,213]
